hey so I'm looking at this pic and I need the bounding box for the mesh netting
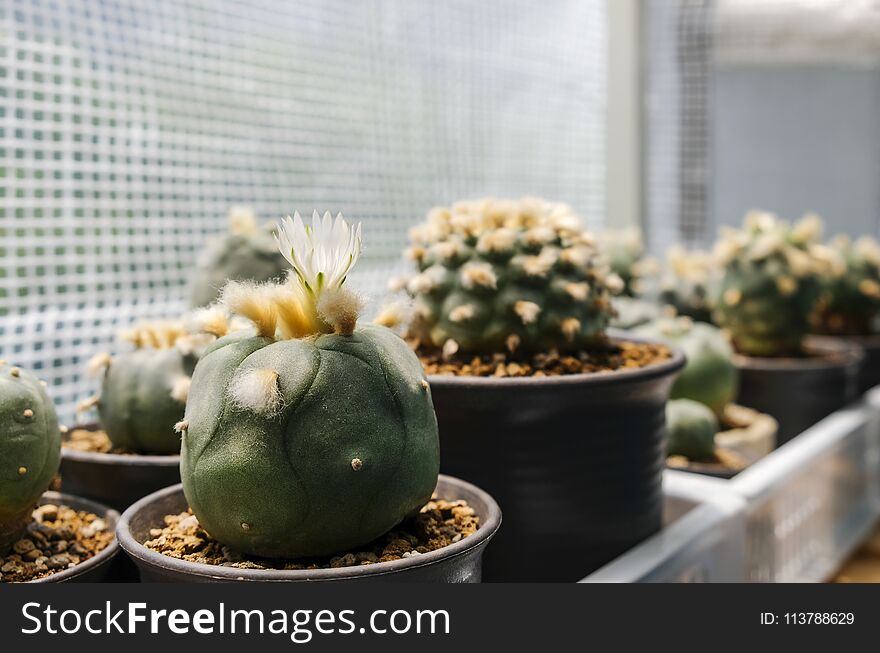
[0,0,607,423]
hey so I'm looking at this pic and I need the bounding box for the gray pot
[27,491,120,583]
[61,424,180,511]
[429,336,686,581]
[734,336,863,446]
[117,475,501,582]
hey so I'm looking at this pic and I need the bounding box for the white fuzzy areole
[514,300,541,325]
[170,376,192,403]
[317,286,364,335]
[230,368,282,416]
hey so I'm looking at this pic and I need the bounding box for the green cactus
[0,363,61,552]
[401,198,623,356]
[610,297,662,330]
[179,211,440,558]
[189,207,289,308]
[814,235,880,336]
[712,211,837,357]
[634,317,738,417]
[87,317,231,455]
[666,399,718,461]
[598,227,655,297]
[658,246,716,323]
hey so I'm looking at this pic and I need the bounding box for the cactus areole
[0,362,61,552]
[180,212,440,558]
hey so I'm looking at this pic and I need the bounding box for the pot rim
[425,334,685,388]
[27,491,120,583]
[62,423,180,467]
[733,335,864,372]
[117,474,501,581]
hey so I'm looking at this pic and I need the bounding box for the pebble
[330,553,357,568]
[46,554,71,570]
[80,519,107,538]
[33,504,58,523]
[178,515,199,531]
[13,539,35,555]
[22,549,43,562]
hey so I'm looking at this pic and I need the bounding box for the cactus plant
[634,316,738,417]
[658,246,716,323]
[665,399,718,461]
[598,227,656,297]
[0,362,61,552]
[712,211,839,357]
[86,315,231,455]
[179,211,440,558]
[400,197,624,356]
[813,234,880,336]
[189,206,289,308]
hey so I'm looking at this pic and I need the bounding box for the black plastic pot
[60,424,180,512]
[734,336,863,446]
[117,475,500,582]
[27,491,120,583]
[843,334,880,394]
[429,337,685,582]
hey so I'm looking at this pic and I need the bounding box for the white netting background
[0,0,607,423]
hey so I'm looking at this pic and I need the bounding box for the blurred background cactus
[712,211,839,357]
[665,399,718,462]
[658,246,717,323]
[86,314,233,455]
[180,213,440,558]
[0,363,61,552]
[813,235,880,336]
[189,207,289,308]
[634,316,737,417]
[597,227,655,298]
[400,198,623,356]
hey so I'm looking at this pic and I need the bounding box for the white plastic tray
[730,393,880,582]
[582,470,746,582]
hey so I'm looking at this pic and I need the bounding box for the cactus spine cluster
[813,234,880,336]
[189,206,289,308]
[86,317,230,455]
[634,317,738,417]
[401,198,623,356]
[0,362,60,552]
[712,211,838,357]
[180,211,440,558]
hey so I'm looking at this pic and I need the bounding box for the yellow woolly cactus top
[221,211,364,339]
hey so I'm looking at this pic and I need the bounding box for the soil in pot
[60,424,181,512]
[666,404,777,479]
[145,496,479,571]
[120,476,500,582]
[422,336,683,582]
[0,501,114,583]
[734,336,863,446]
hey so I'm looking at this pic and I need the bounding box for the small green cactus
[598,227,656,297]
[712,211,838,357]
[659,246,716,323]
[666,399,718,461]
[401,198,623,356]
[634,317,738,417]
[813,235,880,336]
[0,363,61,552]
[180,212,440,558]
[86,315,232,455]
[189,206,289,308]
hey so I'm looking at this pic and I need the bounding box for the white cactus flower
[276,210,362,295]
